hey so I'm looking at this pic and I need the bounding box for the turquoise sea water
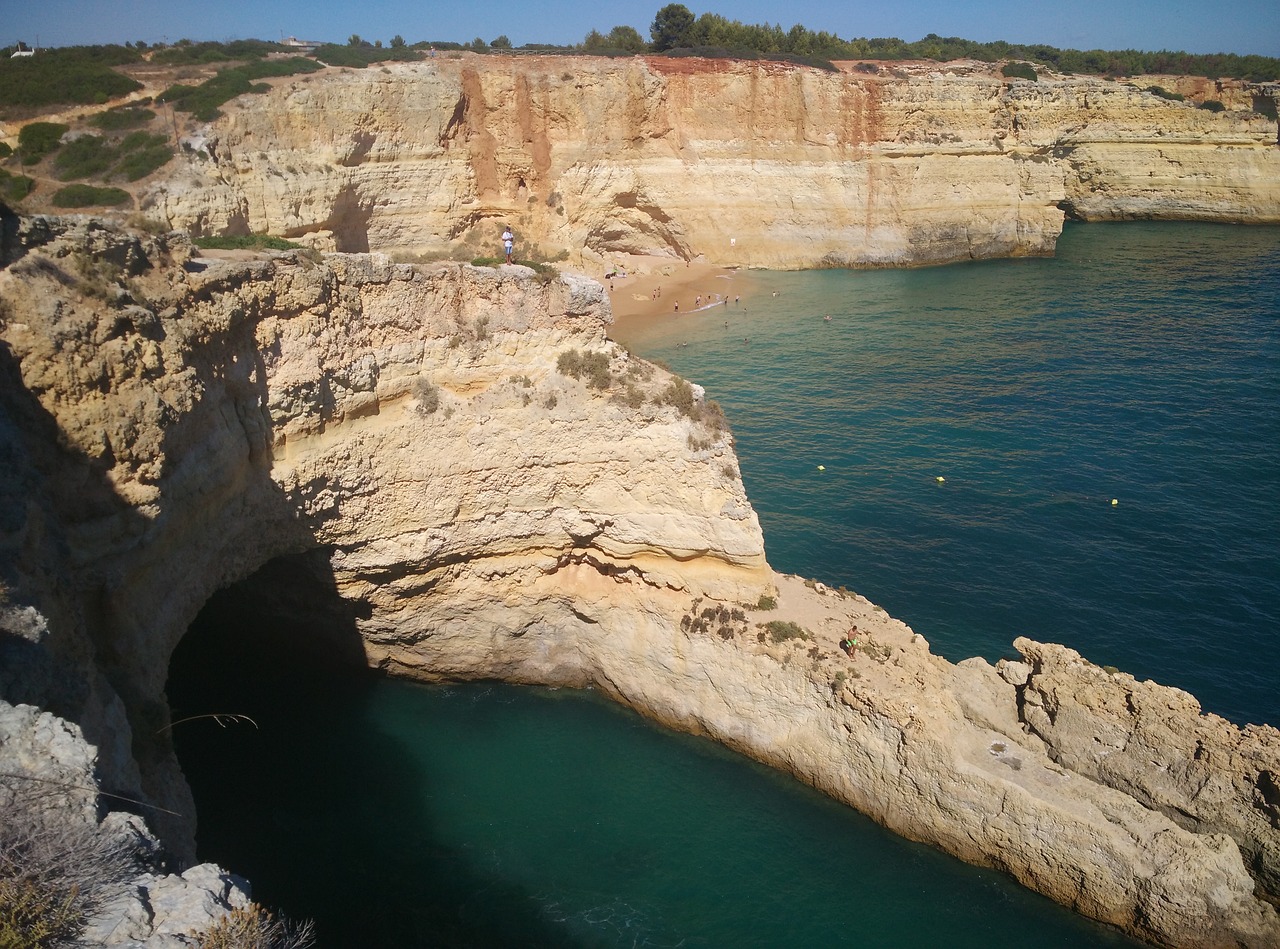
[171,221,1278,946]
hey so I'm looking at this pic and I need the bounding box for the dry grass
[194,903,314,949]
[0,776,135,949]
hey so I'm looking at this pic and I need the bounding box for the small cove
[171,594,1139,948]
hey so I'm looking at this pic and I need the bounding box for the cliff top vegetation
[2,7,1278,119]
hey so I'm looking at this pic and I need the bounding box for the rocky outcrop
[2,216,1279,947]
[144,56,1280,270]
[1002,638,1280,905]
[0,700,253,947]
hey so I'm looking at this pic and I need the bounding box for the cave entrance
[165,549,381,937]
[168,548,370,720]
[165,550,587,947]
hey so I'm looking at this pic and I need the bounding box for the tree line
[586,4,1279,81]
[3,8,1278,116]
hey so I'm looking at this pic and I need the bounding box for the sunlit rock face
[147,55,1279,268]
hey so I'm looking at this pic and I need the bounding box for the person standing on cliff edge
[502,226,514,264]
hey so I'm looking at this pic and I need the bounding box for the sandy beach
[601,256,756,333]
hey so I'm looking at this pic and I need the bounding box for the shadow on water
[167,551,582,948]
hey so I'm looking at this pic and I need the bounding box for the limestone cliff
[144,55,1280,270]
[2,216,1279,948]
[0,213,766,856]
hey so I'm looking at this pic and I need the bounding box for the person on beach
[674,302,679,312]
[502,227,514,264]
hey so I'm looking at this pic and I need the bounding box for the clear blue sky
[7,0,1279,58]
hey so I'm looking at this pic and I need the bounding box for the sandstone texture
[142,55,1280,270]
[2,216,1278,948]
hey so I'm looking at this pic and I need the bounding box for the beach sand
[602,255,755,337]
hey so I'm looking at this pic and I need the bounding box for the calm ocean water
[171,221,1277,947]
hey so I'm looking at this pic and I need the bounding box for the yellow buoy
[1111,498,1119,506]
[935,476,945,483]
[817,465,826,471]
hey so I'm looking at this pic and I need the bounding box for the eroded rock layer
[2,217,1278,948]
[146,56,1280,269]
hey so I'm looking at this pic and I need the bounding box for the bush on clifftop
[1001,61,1039,81]
[51,184,131,208]
[0,45,141,113]
[0,170,34,203]
[160,57,322,121]
[16,123,69,164]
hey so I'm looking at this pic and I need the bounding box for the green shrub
[0,46,142,111]
[0,169,34,202]
[755,594,777,610]
[89,107,155,131]
[52,135,115,180]
[114,135,172,180]
[17,122,69,164]
[1146,85,1185,101]
[310,43,420,68]
[51,184,130,208]
[1198,99,1226,112]
[50,129,172,183]
[161,57,322,121]
[193,234,303,251]
[1001,62,1038,82]
[151,39,283,65]
[0,142,11,159]
[763,620,811,643]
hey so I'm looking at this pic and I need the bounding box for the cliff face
[2,217,1279,948]
[0,215,767,854]
[146,56,1280,269]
